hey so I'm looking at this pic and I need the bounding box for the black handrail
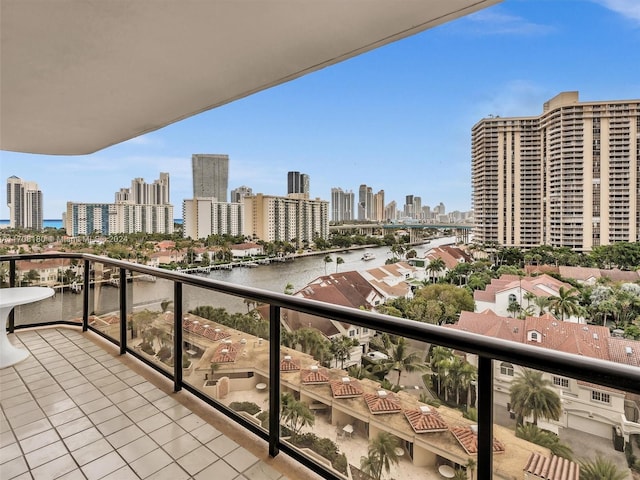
[3,252,640,480]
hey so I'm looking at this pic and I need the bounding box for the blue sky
[1,0,639,219]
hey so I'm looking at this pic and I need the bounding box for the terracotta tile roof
[363,391,402,414]
[450,425,505,455]
[330,378,363,398]
[452,312,612,360]
[603,268,640,282]
[608,338,640,367]
[280,355,301,372]
[403,406,448,433]
[212,342,239,363]
[300,366,330,384]
[183,319,232,342]
[299,271,381,310]
[558,266,602,282]
[523,452,579,480]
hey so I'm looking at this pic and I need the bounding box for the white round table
[1,287,55,368]
[438,465,456,478]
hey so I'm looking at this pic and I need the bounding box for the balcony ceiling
[0,0,499,155]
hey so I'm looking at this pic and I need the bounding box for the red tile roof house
[474,274,585,323]
[276,271,384,368]
[447,310,640,444]
[423,245,474,281]
[360,262,418,303]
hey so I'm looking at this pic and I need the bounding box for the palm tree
[360,432,400,480]
[283,282,294,295]
[523,291,537,308]
[280,393,314,439]
[330,335,359,369]
[516,424,573,459]
[507,300,521,318]
[379,337,427,388]
[533,295,551,316]
[427,258,446,283]
[579,456,627,480]
[335,256,344,273]
[323,255,333,275]
[548,286,581,321]
[509,369,561,426]
[466,458,477,480]
[429,346,453,397]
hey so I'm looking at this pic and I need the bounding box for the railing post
[8,260,16,333]
[268,304,281,457]
[82,259,90,332]
[477,355,494,479]
[119,267,127,355]
[174,282,183,392]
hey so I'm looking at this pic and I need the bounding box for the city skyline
[1,1,639,219]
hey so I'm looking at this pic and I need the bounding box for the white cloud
[594,0,640,25]
[461,8,555,35]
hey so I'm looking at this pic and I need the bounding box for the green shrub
[229,401,261,415]
[157,345,172,361]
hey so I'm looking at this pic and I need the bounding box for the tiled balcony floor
[0,327,321,480]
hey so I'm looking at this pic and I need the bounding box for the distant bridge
[329,223,473,243]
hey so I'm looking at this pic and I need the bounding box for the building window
[553,376,569,389]
[591,391,610,404]
[500,362,514,376]
[349,330,355,337]
[508,293,517,304]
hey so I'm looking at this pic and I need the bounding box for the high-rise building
[358,184,373,221]
[192,154,229,201]
[65,203,174,236]
[331,188,354,222]
[6,176,43,230]
[183,198,243,239]
[124,173,170,205]
[230,185,253,203]
[384,201,397,222]
[372,190,385,222]
[243,194,329,247]
[472,91,639,250]
[65,173,174,236]
[287,171,310,199]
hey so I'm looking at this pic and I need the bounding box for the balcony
[2,253,640,480]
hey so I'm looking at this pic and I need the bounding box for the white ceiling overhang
[0,0,499,155]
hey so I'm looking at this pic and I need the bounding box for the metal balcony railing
[2,252,640,480]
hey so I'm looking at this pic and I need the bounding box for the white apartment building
[243,193,329,246]
[182,198,244,240]
[65,173,174,236]
[65,202,174,236]
[472,91,639,250]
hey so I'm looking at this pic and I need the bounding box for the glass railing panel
[492,363,634,479]
[181,284,271,432]
[9,257,81,327]
[128,275,175,374]
[87,261,124,342]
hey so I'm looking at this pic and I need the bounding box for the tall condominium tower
[192,154,229,201]
[6,176,43,230]
[230,185,253,203]
[330,188,354,222]
[372,190,385,222]
[183,198,243,239]
[127,173,170,205]
[358,184,373,221]
[472,91,639,250]
[287,171,310,198]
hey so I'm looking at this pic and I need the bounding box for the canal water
[13,237,456,326]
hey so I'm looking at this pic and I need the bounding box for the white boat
[361,252,375,261]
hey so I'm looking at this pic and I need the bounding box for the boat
[361,252,375,261]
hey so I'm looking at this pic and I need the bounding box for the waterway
[12,237,456,327]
